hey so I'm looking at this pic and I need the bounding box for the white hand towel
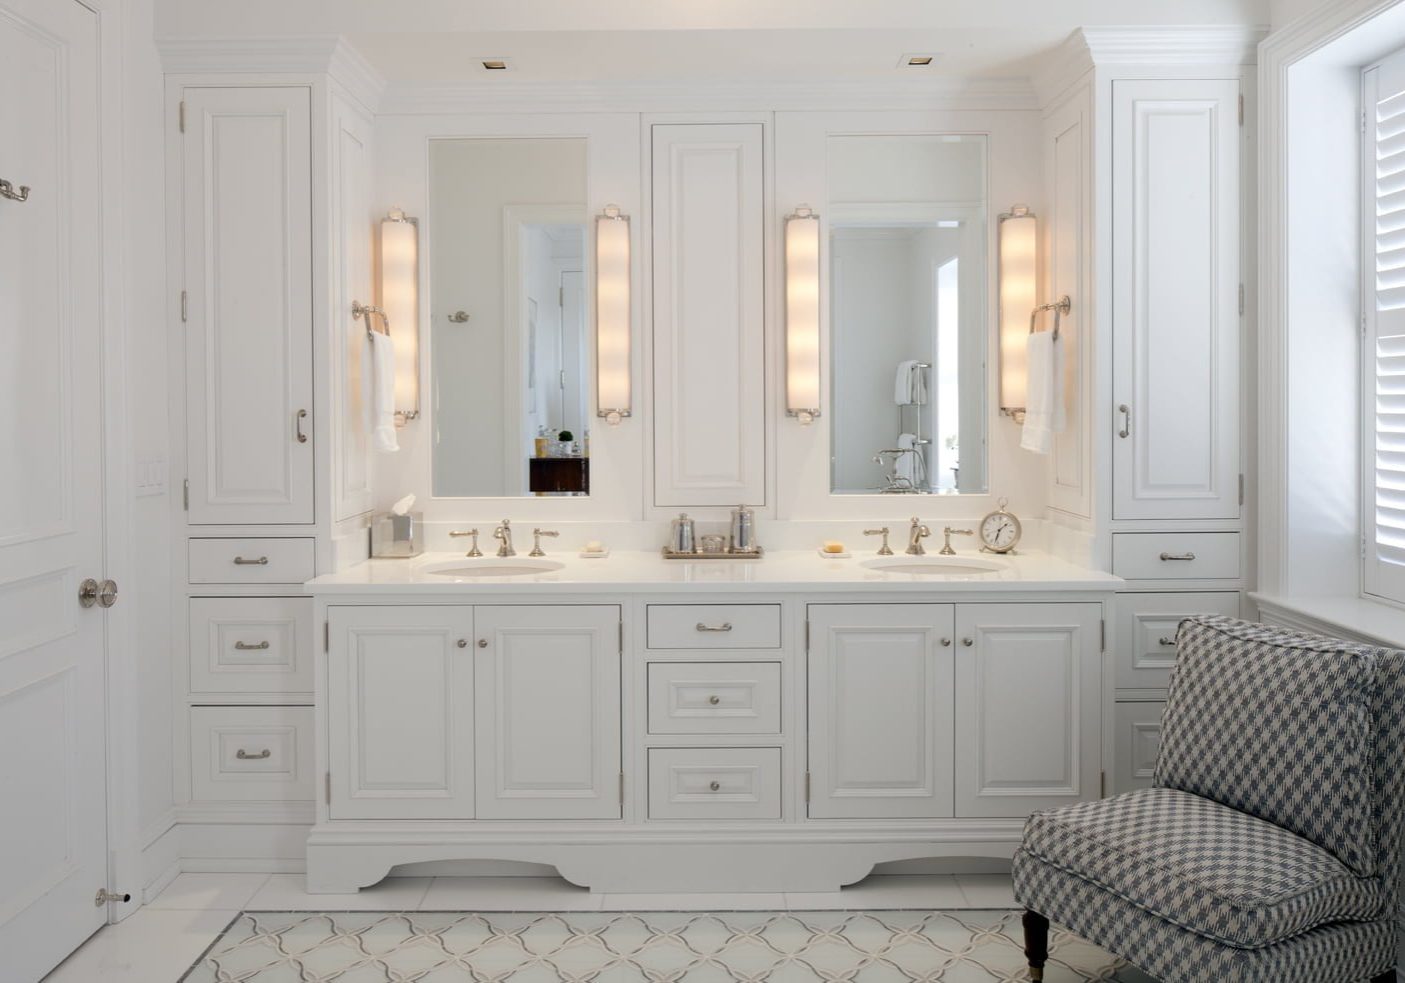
[1020,330,1066,455]
[896,433,924,486]
[369,330,399,453]
[895,360,918,405]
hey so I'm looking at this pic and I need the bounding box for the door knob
[98,580,118,609]
[478,639,488,648]
[78,578,99,608]
[962,638,974,646]
[709,781,721,792]
[708,695,721,705]
[940,638,952,647]
[457,639,468,648]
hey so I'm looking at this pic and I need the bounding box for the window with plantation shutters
[1365,54,1405,603]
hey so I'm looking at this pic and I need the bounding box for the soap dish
[817,548,852,559]
[579,548,611,559]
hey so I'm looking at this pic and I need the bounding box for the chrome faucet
[864,527,894,556]
[529,528,560,557]
[939,527,975,556]
[906,518,932,555]
[492,519,516,557]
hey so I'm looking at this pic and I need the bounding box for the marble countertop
[305,548,1122,595]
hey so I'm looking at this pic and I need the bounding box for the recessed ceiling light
[898,53,939,68]
[480,59,511,71]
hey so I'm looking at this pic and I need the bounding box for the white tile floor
[41,871,1034,983]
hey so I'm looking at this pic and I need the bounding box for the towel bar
[1029,296,1071,340]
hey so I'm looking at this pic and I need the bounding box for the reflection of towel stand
[1029,295,1071,340]
[895,361,931,491]
[352,300,391,338]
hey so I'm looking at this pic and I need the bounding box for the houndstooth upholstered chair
[1012,615,1405,983]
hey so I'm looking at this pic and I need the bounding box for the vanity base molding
[303,820,1025,894]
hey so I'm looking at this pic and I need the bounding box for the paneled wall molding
[1079,25,1268,67]
[157,36,386,112]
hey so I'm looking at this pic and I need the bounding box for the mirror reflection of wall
[429,137,590,498]
[827,134,988,496]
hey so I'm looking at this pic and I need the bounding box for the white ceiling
[155,0,1270,82]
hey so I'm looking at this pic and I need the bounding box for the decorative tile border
[181,909,1137,982]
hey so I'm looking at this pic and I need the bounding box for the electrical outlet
[134,457,168,497]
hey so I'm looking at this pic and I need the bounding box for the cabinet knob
[962,638,974,647]
[456,639,468,648]
[940,638,952,647]
[709,781,721,792]
[708,695,721,705]
[478,639,488,649]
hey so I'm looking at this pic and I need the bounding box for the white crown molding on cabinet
[376,76,1041,115]
[156,35,387,112]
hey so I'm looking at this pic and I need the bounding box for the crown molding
[158,35,387,112]
[1030,31,1095,106]
[328,38,387,114]
[1077,25,1269,67]
[377,76,1039,116]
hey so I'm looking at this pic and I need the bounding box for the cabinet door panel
[1113,701,1165,794]
[474,605,622,819]
[183,86,314,524]
[954,603,1101,817]
[1112,79,1240,520]
[651,123,766,507]
[327,606,476,819]
[807,604,954,819]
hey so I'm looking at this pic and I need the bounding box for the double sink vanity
[302,530,1119,894]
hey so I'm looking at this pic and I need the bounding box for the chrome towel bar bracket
[1029,295,1072,341]
[0,178,30,202]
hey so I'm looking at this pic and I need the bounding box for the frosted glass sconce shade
[380,209,420,425]
[595,205,631,425]
[998,204,1037,416]
[785,205,822,424]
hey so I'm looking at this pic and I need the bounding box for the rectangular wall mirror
[827,134,988,495]
[429,137,591,498]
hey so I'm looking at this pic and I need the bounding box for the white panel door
[183,86,314,524]
[0,0,108,976]
[651,123,767,507]
[327,607,476,819]
[954,603,1102,818]
[474,605,622,820]
[807,604,955,819]
[1112,79,1240,520]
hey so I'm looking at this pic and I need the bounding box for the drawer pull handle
[696,622,733,633]
[1159,552,1196,562]
[1118,403,1132,439]
[236,748,271,760]
[708,695,721,705]
[295,408,308,444]
[233,556,269,566]
[233,640,270,651]
[709,781,721,792]
[1158,636,1177,647]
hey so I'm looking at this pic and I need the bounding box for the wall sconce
[998,204,1038,418]
[380,208,420,425]
[785,204,821,424]
[595,204,631,425]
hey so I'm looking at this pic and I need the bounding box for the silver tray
[661,547,765,560]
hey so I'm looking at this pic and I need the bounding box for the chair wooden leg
[1371,972,1396,983]
[1022,910,1049,982]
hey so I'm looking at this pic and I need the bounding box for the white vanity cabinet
[179,86,315,525]
[806,601,1101,821]
[325,604,622,821]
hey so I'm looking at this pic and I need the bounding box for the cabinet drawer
[646,604,781,649]
[1115,592,1240,690]
[647,747,781,820]
[188,597,314,698]
[1112,533,1240,581]
[1113,701,1165,794]
[189,538,315,584]
[190,707,314,802]
[648,662,781,734]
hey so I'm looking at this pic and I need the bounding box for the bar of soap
[822,541,846,554]
[584,540,605,553]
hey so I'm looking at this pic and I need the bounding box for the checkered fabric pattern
[1014,616,1405,981]
[1156,615,1388,876]
[1012,850,1397,983]
[1019,787,1386,948]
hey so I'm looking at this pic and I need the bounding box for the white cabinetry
[650,123,767,507]
[953,603,1102,817]
[181,86,315,525]
[473,605,622,820]
[806,604,955,819]
[1111,78,1241,522]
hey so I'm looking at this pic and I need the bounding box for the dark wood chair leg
[1022,910,1049,982]
[1371,972,1396,983]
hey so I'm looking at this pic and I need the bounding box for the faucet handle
[863,527,894,556]
[529,528,560,557]
[449,528,483,558]
[939,526,974,556]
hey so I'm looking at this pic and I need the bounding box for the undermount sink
[423,558,566,578]
[859,555,1006,577]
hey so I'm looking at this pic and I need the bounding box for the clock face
[980,511,1021,553]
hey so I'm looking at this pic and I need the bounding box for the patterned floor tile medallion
[181,909,1140,982]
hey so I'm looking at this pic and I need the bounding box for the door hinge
[325,771,331,804]
[180,290,187,323]
[1237,94,1244,126]
[324,621,330,652]
[1239,473,1245,506]
[1100,620,1106,652]
[94,888,131,907]
[804,620,811,650]
[618,772,625,805]
[559,285,564,307]
[1100,771,1107,798]
[182,478,189,511]
[1238,284,1244,316]
[804,772,812,803]
[179,99,186,133]
[1363,110,1369,136]
[618,622,623,655]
